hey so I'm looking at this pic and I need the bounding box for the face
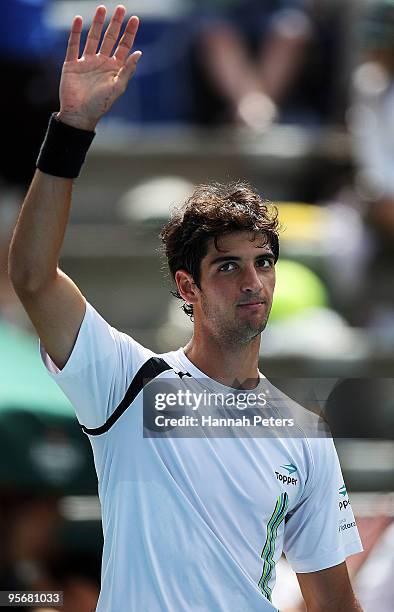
[184,231,276,345]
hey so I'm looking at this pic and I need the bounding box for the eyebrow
[209,253,275,266]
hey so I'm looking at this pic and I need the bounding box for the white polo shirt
[40,302,363,612]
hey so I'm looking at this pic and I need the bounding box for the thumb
[116,50,142,92]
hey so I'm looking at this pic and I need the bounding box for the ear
[175,269,199,305]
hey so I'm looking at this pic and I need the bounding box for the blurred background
[1,0,394,610]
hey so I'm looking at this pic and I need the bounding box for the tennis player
[9,5,364,611]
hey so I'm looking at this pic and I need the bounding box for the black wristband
[36,113,96,179]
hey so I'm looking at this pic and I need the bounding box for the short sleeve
[283,436,363,573]
[39,301,154,429]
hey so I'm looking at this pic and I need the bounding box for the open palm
[59,5,141,131]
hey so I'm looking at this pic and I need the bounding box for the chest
[153,436,307,532]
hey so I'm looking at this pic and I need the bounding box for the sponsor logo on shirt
[338,484,351,510]
[339,499,351,511]
[275,463,298,485]
[338,517,356,532]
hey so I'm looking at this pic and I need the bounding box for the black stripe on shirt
[81,356,173,436]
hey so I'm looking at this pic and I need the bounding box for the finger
[83,5,107,56]
[113,15,140,63]
[65,15,83,62]
[115,50,142,92]
[99,5,126,57]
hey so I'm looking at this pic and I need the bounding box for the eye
[218,261,238,272]
[257,257,273,268]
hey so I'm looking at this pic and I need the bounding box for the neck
[183,329,262,390]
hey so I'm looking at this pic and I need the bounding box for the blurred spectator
[0,491,101,612]
[325,378,394,439]
[0,492,60,610]
[189,0,313,129]
[351,0,394,239]
[348,0,394,331]
[0,0,58,188]
[188,0,348,128]
[353,517,394,612]
[45,550,101,612]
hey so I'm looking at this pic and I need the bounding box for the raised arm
[8,5,141,370]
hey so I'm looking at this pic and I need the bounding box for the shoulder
[264,377,331,440]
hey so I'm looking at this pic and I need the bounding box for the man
[8,5,364,611]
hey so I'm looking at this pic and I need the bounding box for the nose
[240,264,263,294]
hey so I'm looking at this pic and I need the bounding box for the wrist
[56,110,97,132]
[36,112,96,179]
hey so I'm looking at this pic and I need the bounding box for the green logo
[339,484,347,497]
[280,463,297,475]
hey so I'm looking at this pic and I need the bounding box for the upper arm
[15,268,86,370]
[38,293,154,430]
[283,437,363,574]
[296,562,362,611]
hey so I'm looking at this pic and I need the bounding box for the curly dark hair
[160,181,280,319]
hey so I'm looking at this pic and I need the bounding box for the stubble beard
[201,294,269,347]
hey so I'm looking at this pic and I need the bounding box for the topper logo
[275,472,298,486]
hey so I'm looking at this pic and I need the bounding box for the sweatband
[36,113,96,179]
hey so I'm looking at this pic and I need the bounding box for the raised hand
[58,5,141,131]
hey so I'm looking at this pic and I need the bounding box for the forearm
[8,169,72,291]
[9,5,141,292]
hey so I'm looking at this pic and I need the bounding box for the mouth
[237,301,266,311]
